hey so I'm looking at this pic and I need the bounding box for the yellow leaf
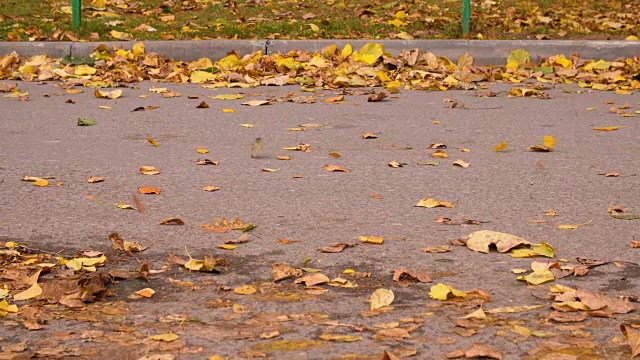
[506,49,530,69]
[359,236,383,244]
[429,283,467,300]
[234,285,256,295]
[370,288,394,310]
[493,141,508,152]
[309,23,319,32]
[190,71,216,84]
[467,230,531,253]
[415,198,454,208]
[13,282,42,301]
[464,308,487,320]
[148,333,179,342]
[341,43,353,57]
[593,126,619,131]
[553,54,572,68]
[110,30,133,40]
[33,179,48,187]
[196,148,209,154]
[94,89,122,99]
[542,135,556,149]
[240,124,255,128]
[66,89,84,94]
[135,288,155,298]
[0,299,18,313]
[98,105,111,109]
[222,108,236,113]
[625,35,640,41]
[484,305,545,314]
[147,138,159,147]
[213,94,244,100]
[353,43,383,65]
[139,166,160,175]
[510,242,555,258]
[202,186,220,192]
[218,244,238,250]
[319,334,362,342]
[557,219,592,230]
[517,269,554,285]
[511,325,531,337]
[132,43,145,58]
[74,65,97,76]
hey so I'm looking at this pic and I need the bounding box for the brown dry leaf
[329,152,341,158]
[196,101,209,109]
[277,155,291,160]
[160,218,185,225]
[318,242,354,253]
[466,230,531,253]
[323,165,349,172]
[526,135,556,152]
[294,273,329,287]
[621,324,640,358]
[109,232,146,253]
[139,166,160,175]
[388,160,406,168]
[361,132,378,139]
[138,187,160,195]
[393,269,431,285]
[202,186,220,192]
[272,264,302,282]
[427,143,447,149]
[464,343,502,359]
[367,92,388,102]
[452,160,470,168]
[87,177,105,183]
[147,138,159,147]
[548,311,586,323]
[421,246,451,253]
[631,240,640,248]
[196,159,219,165]
[261,168,280,173]
[324,95,344,104]
[415,198,454,208]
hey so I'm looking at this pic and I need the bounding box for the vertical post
[462,0,470,35]
[72,0,81,30]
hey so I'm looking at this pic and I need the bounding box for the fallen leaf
[222,108,236,113]
[324,95,344,104]
[33,179,48,187]
[359,236,383,244]
[135,288,155,298]
[272,264,302,281]
[139,166,160,175]
[621,324,640,358]
[277,155,291,160]
[361,132,378,139]
[203,186,220,192]
[148,333,179,342]
[416,198,454,208]
[294,273,330,287]
[329,152,341,158]
[87,177,105,183]
[242,100,270,106]
[323,165,349,172]
[631,240,640,248]
[466,230,531,253]
[319,334,362,342]
[147,138,159,147]
[421,245,451,253]
[318,242,354,253]
[261,168,279,172]
[388,160,406,168]
[464,343,502,359]
[218,244,237,250]
[370,288,394,310]
[77,118,97,126]
[240,123,255,128]
[431,150,448,158]
[160,218,184,225]
[213,94,244,100]
[517,268,554,285]
[526,136,556,152]
[138,187,160,195]
[367,92,388,102]
[94,89,122,99]
[429,283,467,301]
[484,305,544,314]
[452,160,470,168]
[234,285,257,295]
[593,126,620,131]
[493,141,509,151]
[196,159,219,165]
[196,101,209,109]
[557,219,592,230]
[13,283,42,301]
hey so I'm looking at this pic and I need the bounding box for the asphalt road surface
[0,81,639,360]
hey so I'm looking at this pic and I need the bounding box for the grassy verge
[0,0,637,42]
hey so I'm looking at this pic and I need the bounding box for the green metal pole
[462,0,470,35]
[72,0,81,30]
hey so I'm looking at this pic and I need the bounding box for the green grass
[0,0,637,42]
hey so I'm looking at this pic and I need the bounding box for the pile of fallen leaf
[1,43,639,95]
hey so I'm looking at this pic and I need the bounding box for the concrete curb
[1,40,638,65]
